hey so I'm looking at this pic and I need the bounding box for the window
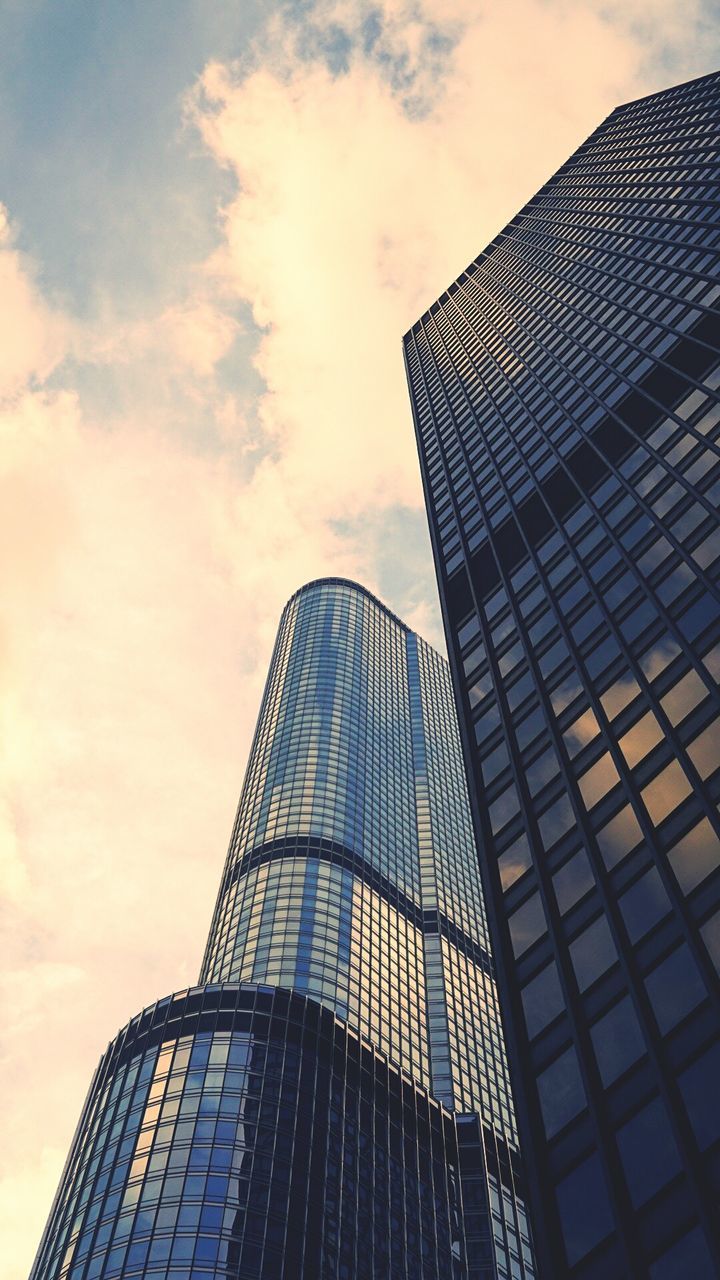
[509,893,547,958]
[645,943,707,1034]
[660,668,708,724]
[489,782,521,834]
[686,720,718,780]
[642,760,692,826]
[667,818,720,894]
[590,996,646,1086]
[649,1226,716,1280]
[618,866,672,943]
[521,961,564,1039]
[553,850,595,914]
[618,712,664,768]
[678,1041,720,1151]
[616,1096,682,1207]
[700,910,720,974]
[596,804,644,869]
[555,1152,614,1267]
[570,916,618,992]
[498,832,533,891]
[601,676,641,719]
[640,637,680,681]
[537,1045,587,1138]
[527,747,561,798]
[578,753,621,809]
[481,741,510,785]
[563,706,601,757]
[538,794,576,851]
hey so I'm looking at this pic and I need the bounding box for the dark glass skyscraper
[31,579,535,1280]
[404,71,720,1280]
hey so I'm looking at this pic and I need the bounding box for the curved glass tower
[31,579,534,1280]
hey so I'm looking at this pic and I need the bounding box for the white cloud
[3,3,719,1276]
[0,205,68,400]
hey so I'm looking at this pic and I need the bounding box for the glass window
[649,1226,716,1280]
[600,676,641,720]
[550,674,582,716]
[537,1045,587,1138]
[700,910,720,975]
[590,996,646,1087]
[555,1152,614,1267]
[692,528,720,568]
[521,961,564,1039]
[596,804,644,869]
[489,782,521,834]
[563,706,601,757]
[701,642,720,683]
[553,850,595,914]
[507,671,534,712]
[616,1097,682,1207]
[686,720,719,780]
[474,704,501,744]
[457,614,480,648]
[578,753,621,810]
[468,671,494,707]
[499,641,524,677]
[618,866,672,943]
[463,642,485,677]
[640,637,680,682]
[515,704,546,752]
[539,638,569,678]
[527,747,560,797]
[570,916,618,992]
[667,818,720,895]
[642,761,692,826]
[660,669,708,725]
[645,944,707,1034]
[538,794,576,851]
[509,892,547,958]
[618,712,664,768]
[678,1041,720,1152]
[481,741,510,785]
[498,832,533,891]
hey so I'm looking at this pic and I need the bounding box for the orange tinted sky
[3,2,719,1274]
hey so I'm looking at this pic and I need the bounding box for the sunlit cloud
[3,2,719,1275]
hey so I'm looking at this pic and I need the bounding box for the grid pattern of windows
[32,579,538,1280]
[405,72,720,1280]
[30,985,471,1280]
[200,578,534,1278]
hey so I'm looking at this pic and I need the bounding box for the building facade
[404,71,720,1280]
[32,579,535,1280]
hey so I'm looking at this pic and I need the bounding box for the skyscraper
[404,71,720,1280]
[31,579,535,1280]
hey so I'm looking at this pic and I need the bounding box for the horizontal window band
[219,835,494,978]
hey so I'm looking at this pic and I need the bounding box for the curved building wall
[199,580,534,1278]
[200,580,515,1134]
[30,983,473,1280]
[31,579,535,1280]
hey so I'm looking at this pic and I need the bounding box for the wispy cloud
[3,2,719,1274]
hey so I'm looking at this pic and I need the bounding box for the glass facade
[201,578,533,1277]
[30,984,469,1280]
[32,579,536,1279]
[404,71,720,1279]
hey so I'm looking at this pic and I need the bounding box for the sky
[2,1,719,1274]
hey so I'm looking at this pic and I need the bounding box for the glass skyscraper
[31,579,535,1280]
[404,71,720,1279]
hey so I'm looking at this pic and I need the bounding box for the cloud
[0,205,68,400]
[187,0,714,528]
[4,3,719,1276]
[89,299,241,380]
